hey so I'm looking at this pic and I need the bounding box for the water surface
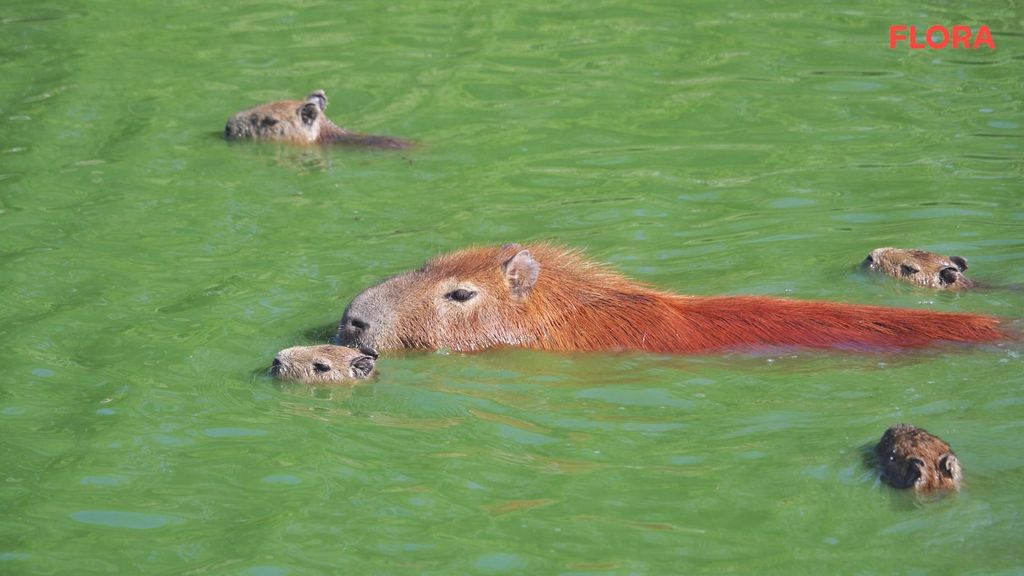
[1,1,1022,574]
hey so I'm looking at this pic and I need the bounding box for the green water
[2,0,1022,573]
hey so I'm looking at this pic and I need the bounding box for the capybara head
[338,243,633,352]
[270,344,377,384]
[875,424,962,493]
[339,244,537,351]
[863,247,972,289]
[225,90,330,144]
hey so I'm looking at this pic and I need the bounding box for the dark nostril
[272,358,281,367]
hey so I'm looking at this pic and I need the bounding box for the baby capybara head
[225,90,330,143]
[270,344,377,384]
[875,424,962,493]
[863,247,972,289]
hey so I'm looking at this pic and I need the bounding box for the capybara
[336,243,1005,353]
[270,345,377,384]
[863,247,973,290]
[224,90,410,149]
[875,424,962,493]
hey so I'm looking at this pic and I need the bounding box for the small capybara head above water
[270,345,377,384]
[224,89,409,149]
[336,243,1005,354]
[863,247,973,289]
[875,424,962,493]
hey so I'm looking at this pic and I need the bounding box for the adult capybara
[336,243,1006,353]
[270,345,377,384]
[863,247,973,289]
[224,90,410,149]
[875,424,962,493]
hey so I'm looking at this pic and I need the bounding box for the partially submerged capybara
[270,345,377,384]
[224,90,410,149]
[336,243,1005,353]
[875,424,962,493]
[863,247,973,290]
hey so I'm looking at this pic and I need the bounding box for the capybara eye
[446,288,477,302]
[900,264,919,276]
[313,362,331,373]
[260,117,279,128]
[908,457,925,469]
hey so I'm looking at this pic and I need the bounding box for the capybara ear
[349,355,375,379]
[938,453,961,479]
[503,249,539,298]
[300,102,320,126]
[950,256,968,271]
[305,90,328,111]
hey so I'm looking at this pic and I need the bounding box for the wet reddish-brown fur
[338,244,1006,353]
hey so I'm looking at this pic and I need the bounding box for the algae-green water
[2,1,1022,574]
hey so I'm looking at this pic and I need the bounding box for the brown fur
[337,243,1006,353]
[863,247,973,290]
[224,90,409,149]
[875,424,962,493]
[270,345,376,384]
